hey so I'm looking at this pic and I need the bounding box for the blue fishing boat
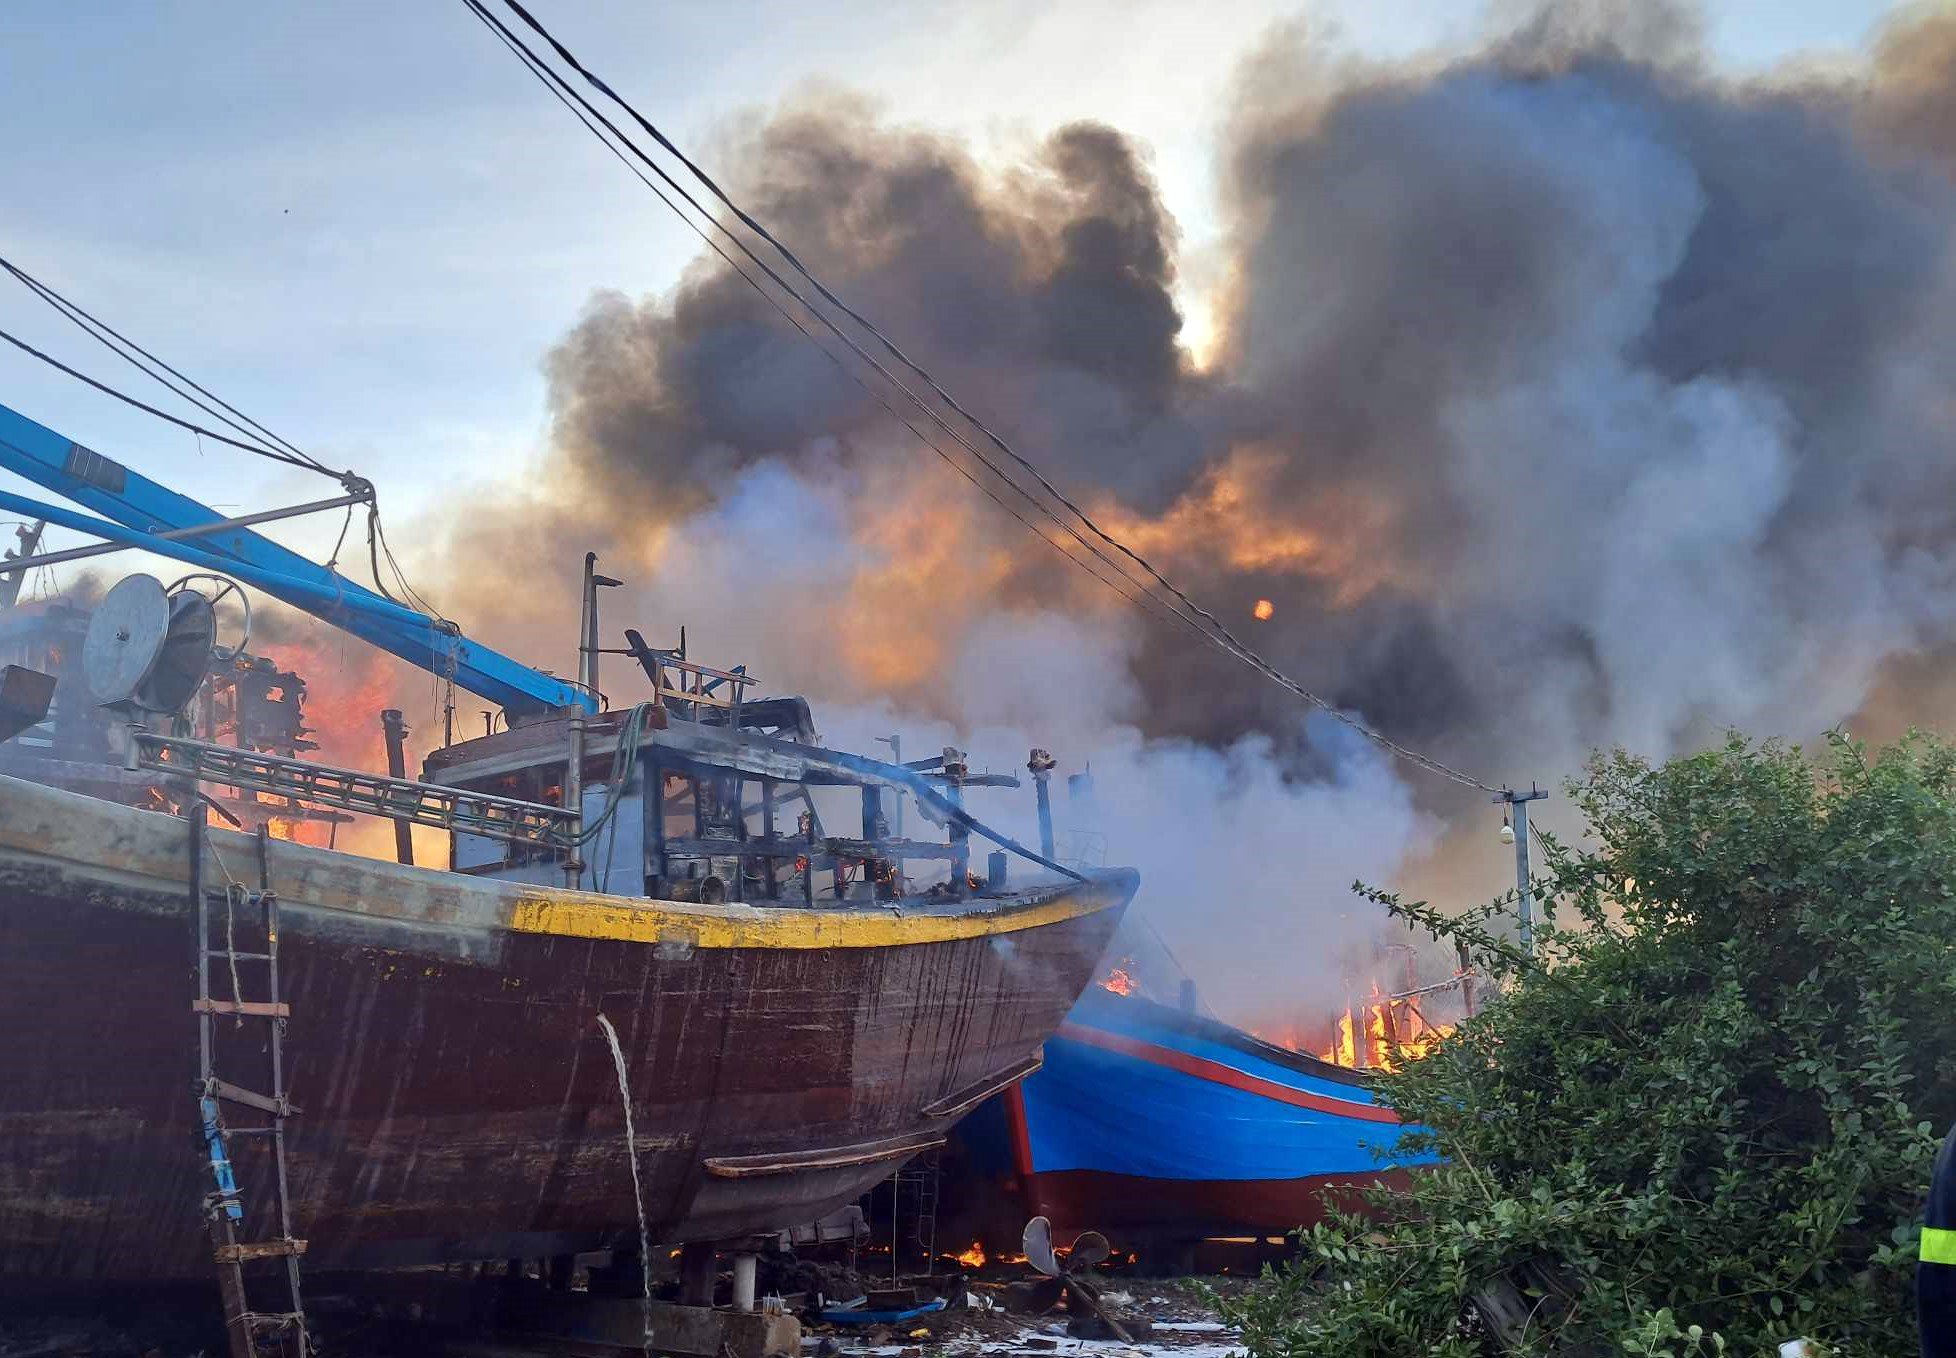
[950,983,1438,1249]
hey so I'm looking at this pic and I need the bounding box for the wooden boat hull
[0,774,1133,1281]
[951,987,1433,1243]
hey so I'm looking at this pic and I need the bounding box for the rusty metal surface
[0,780,1132,1282]
[0,663,55,742]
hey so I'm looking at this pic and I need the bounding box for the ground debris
[796,1274,1240,1358]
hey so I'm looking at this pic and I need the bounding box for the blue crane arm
[0,400,593,717]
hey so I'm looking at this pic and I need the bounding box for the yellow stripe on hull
[508,884,1120,950]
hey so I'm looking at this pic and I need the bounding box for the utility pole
[1496,785,1548,957]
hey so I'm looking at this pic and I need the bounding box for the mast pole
[566,552,623,890]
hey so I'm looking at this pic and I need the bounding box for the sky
[0,0,1908,579]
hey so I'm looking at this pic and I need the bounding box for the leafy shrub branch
[1223,733,1955,1357]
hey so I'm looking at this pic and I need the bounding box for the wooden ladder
[188,804,310,1358]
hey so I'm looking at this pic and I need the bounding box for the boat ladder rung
[208,1079,298,1117]
[187,810,310,1358]
[239,1312,308,1332]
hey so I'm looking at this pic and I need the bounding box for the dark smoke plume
[402,2,1956,1026]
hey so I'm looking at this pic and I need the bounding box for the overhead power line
[462,1,1216,638]
[464,0,1365,686]
[0,256,459,619]
[462,0,1233,640]
[0,322,339,476]
[470,0,1506,795]
[0,255,333,476]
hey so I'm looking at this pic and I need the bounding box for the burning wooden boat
[951,984,1435,1249]
[0,768,1131,1281]
[0,407,1136,1284]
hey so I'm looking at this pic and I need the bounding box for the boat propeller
[1020,1216,1132,1342]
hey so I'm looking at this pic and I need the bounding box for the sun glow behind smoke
[218,2,1956,1031]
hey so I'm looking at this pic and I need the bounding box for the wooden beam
[193,999,291,1019]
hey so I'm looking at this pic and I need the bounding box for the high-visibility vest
[1922,1124,1956,1356]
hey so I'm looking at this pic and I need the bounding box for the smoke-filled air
[292,0,1956,1034]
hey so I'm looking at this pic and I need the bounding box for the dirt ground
[0,1271,1251,1358]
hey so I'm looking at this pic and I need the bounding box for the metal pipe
[565,560,594,889]
[944,747,969,898]
[1027,748,1056,861]
[580,552,600,698]
[380,709,414,865]
[578,551,623,701]
[876,734,904,837]
[731,1252,757,1313]
[0,491,370,576]
[0,519,43,607]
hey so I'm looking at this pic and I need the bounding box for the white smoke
[595,457,1438,1031]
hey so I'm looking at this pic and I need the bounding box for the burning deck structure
[0,595,347,839]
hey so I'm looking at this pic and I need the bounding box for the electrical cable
[0,324,335,476]
[463,0,1168,598]
[464,0,1356,694]
[463,1,1223,639]
[0,255,461,653]
[472,0,1506,796]
[0,254,334,475]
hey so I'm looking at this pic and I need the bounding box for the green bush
[1223,733,1956,1357]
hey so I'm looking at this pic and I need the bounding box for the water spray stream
[596,1012,653,1356]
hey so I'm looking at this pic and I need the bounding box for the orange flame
[1253,598,1275,620]
[1254,982,1458,1072]
[1099,962,1136,996]
[955,1241,986,1269]
[1308,988,1455,1071]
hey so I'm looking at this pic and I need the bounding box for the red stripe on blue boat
[1055,1022,1404,1124]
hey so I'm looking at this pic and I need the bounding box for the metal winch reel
[83,572,251,719]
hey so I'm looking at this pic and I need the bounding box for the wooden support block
[501,1292,799,1358]
[193,999,291,1018]
[213,1238,307,1263]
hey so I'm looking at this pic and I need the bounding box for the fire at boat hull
[0,774,1133,1281]
[953,988,1434,1243]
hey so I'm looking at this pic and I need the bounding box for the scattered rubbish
[819,1297,949,1326]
